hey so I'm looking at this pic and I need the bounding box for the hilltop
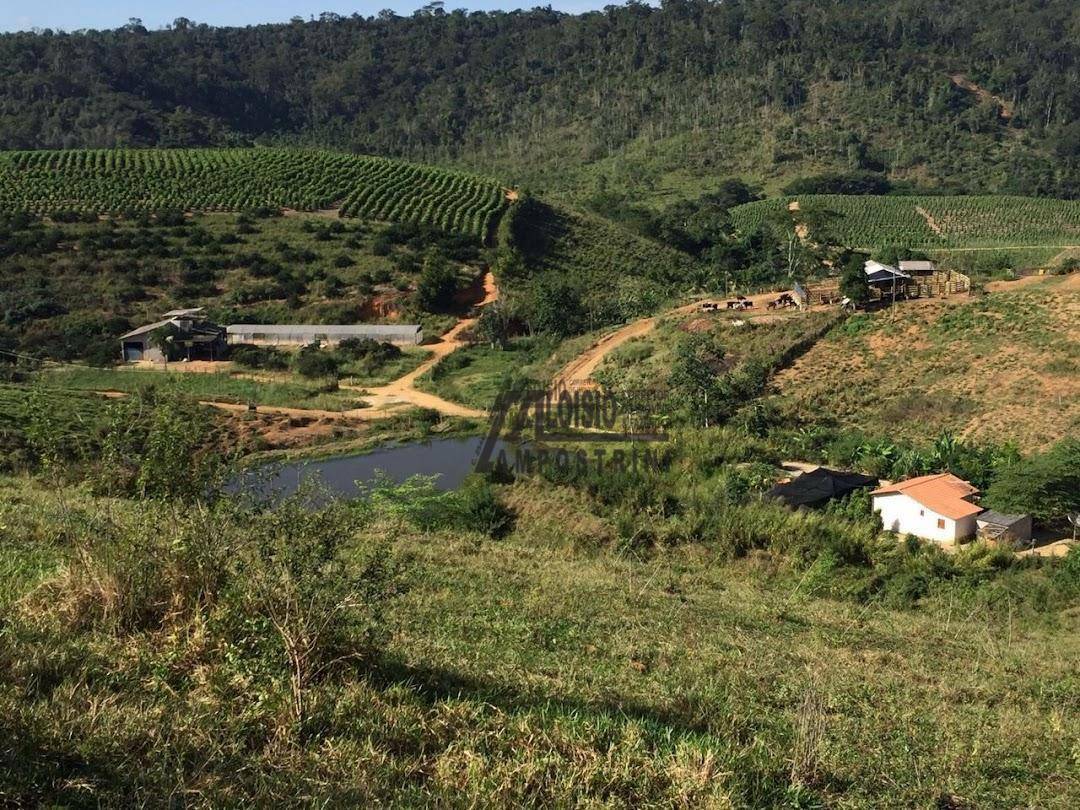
[1,1,1078,205]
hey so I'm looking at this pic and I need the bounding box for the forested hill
[3,0,1079,202]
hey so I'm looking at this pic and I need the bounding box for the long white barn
[226,323,423,347]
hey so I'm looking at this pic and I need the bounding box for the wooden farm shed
[976,511,1033,547]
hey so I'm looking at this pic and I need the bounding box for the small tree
[839,253,870,305]
[527,276,584,336]
[416,248,459,312]
[984,439,1079,522]
[667,332,730,428]
[149,322,181,365]
[235,499,404,739]
[477,299,513,349]
[294,343,340,379]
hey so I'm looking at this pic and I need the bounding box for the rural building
[898,260,936,275]
[860,259,970,301]
[871,473,982,543]
[225,323,423,347]
[864,260,912,301]
[120,309,226,362]
[767,467,877,509]
[976,511,1033,547]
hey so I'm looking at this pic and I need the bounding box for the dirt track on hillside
[552,290,801,390]
[339,271,498,418]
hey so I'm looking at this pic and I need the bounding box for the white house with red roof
[871,473,982,543]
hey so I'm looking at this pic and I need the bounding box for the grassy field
[771,274,1080,449]
[38,367,367,411]
[415,336,560,410]
[1,475,1076,806]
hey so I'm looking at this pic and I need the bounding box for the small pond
[232,436,510,501]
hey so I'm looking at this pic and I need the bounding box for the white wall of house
[873,493,977,543]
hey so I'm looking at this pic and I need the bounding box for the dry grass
[773,276,1080,448]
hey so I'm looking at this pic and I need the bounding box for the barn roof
[120,318,176,340]
[162,307,205,317]
[767,467,878,508]
[864,260,911,284]
[864,266,907,282]
[871,473,982,520]
[121,315,224,341]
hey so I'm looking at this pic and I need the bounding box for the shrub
[294,344,341,379]
[228,343,289,371]
[229,498,404,735]
[97,389,225,500]
[336,337,401,365]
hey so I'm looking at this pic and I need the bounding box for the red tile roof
[871,473,981,520]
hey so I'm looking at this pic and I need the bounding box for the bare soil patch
[915,205,943,236]
[949,74,1013,118]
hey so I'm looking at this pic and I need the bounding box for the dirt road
[552,290,799,390]
[339,271,498,418]
[97,272,498,423]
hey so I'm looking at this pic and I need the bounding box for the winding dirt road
[552,290,799,390]
[341,272,497,418]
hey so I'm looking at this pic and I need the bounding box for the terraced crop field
[730,195,1080,249]
[0,149,507,241]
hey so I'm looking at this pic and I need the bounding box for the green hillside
[730,195,1080,250]
[0,149,507,241]
[1,2,1079,205]
[500,197,701,328]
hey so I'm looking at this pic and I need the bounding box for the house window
[919,509,924,516]
[936,518,946,529]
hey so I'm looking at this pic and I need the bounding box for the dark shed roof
[766,468,878,508]
[976,510,1028,527]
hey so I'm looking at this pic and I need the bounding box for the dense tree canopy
[1,1,1078,199]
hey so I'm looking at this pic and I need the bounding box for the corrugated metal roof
[977,510,1028,527]
[767,468,878,508]
[162,307,205,317]
[225,324,421,336]
[864,259,910,280]
[120,318,175,340]
[898,260,935,272]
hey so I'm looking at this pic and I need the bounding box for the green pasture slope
[730,195,1080,250]
[0,148,507,241]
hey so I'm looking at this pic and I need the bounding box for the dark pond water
[232,436,509,501]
